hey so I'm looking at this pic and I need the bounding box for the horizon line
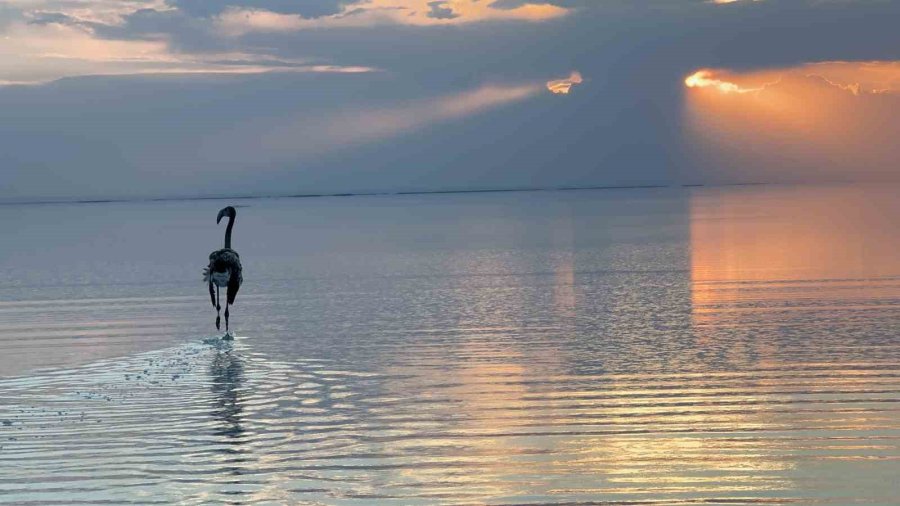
[0,180,867,207]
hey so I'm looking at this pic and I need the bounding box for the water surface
[2,184,899,504]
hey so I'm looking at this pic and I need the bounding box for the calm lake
[1,184,899,504]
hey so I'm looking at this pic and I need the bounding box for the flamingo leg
[224,304,230,334]
[215,285,221,331]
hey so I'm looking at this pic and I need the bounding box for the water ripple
[1,326,899,505]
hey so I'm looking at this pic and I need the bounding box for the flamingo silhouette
[203,206,243,335]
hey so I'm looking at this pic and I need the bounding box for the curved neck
[223,214,235,249]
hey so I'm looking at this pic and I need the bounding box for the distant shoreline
[0,181,788,207]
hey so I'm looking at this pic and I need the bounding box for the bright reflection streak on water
[1,184,900,504]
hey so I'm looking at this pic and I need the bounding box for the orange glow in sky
[685,62,900,96]
[682,61,900,183]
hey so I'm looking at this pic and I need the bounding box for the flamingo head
[217,206,236,224]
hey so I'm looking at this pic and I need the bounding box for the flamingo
[203,206,243,335]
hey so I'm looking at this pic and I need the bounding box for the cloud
[2,0,169,25]
[0,21,171,84]
[0,1,383,85]
[204,79,547,165]
[685,62,900,97]
[427,1,459,20]
[802,61,900,95]
[0,15,375,86]
[170,0,349,18]
[8,0,900,201]
[684,61,900,183]
[684,69,774,94]
[318,82,542,144]
[213,8,310,35]
[214,0,570,35]
[546,70,582,94]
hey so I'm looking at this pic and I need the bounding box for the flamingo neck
[224,214,234,249]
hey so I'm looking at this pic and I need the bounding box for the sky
[2,0,900,201]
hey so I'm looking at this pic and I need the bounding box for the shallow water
[2,184,900,504]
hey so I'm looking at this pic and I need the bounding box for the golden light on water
[689,184,900,330]
[689,186,876,283]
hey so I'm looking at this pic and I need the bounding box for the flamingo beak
[217,208,227,224]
